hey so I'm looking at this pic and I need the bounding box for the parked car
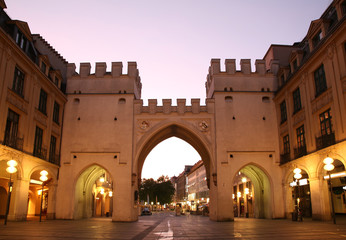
[141,207,152,216]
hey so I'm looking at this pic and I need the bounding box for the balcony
[294,145,307,159]
[49,154,60,165]
[280,153,291,164]
[33,147,47,160]
[316,132,335,150]
[3,136,23,151]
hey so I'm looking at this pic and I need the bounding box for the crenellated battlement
[66,62,142,99]
[67,61,140,78]
[208,58,279,76]
[206,58,279,98]
[134,98,214,115]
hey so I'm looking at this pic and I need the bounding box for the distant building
[187,160,209,210]
[175,165,193,203]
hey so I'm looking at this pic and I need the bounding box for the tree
[139,175,175,204]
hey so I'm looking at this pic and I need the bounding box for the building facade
[0,0,67,221]
[0,0,345,222]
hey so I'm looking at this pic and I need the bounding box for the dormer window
[15,30,27,50]
[326,7,338,31]
[312,30,323,48]
[54,77,59,87]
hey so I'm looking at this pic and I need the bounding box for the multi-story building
[0,1,67,221]
[269,0,346,218]
[175,165,192,204]
[187,160,209,210]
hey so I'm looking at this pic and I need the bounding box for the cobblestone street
[1,212,346,239]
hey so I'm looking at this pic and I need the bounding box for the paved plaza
[0,212,346,240]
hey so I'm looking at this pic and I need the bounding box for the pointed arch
[135,120,214,183]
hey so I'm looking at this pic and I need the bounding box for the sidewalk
[0,212,345,240]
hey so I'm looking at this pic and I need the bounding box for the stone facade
[0,0,345,222]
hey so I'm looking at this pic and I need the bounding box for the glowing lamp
[324,164,335,171]
[100,188,104,194]
[99,177,105,183]
[6,160,18,174]
[293,168,302,180]
[245,188,249,195]
[323,157,334,165]
[232,194,235,199]
[237,192,241,198]
[39,170,48,182]
[242,177,247,183]
[109,191,113,197]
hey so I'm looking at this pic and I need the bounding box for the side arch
[234,163,273,219]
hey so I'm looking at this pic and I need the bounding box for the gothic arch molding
[135,120,214,183]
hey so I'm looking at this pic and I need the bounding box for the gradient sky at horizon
[5,0,332,180]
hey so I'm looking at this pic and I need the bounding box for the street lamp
[4,160,17,225]
[39,170,48,222]
[293,168,302,221]
[323,157,336,224]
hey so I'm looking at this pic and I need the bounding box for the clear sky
[5,0,332,180]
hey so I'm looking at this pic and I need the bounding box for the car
[141,207,152,216]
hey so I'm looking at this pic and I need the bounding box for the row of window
[281,109,333,162]
[280,64,327,124]
[12,66,60,125]
[3,108,59,164]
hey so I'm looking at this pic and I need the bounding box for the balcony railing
[294,145,307,159]
[49,154,60,165]
[33,147,47,160]
[3,136,23,151]
[280,153,291,164]
[316,132,335,150]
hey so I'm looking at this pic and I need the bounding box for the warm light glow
[109,191,113,197]
[324,171,346,179]
[99,177,105,183]
[39,170,48,182]
[293,168,301,174]
[241,177,247,183]
[297,198,300,204]
[324,164,334,171]
[323,157,334,165]
[7,160,18,167]
[207,198,209,203]
[245,188,249,195]
[232,194,235,199]
[151,202,154,205]
[157,202,160,205]
[30,179,43,185]
[294,173,302,180]
[100,188,104,194]
[237,192,241,198]
[38,190,42,195]
[6,160,17,173]
[6,166,17,174]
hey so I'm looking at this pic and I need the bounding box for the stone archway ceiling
[240,165,267,189]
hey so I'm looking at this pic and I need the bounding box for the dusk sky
[5,0,331,180]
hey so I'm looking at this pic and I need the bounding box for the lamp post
[293,168,302,221]
[323,157,336,224]
[4,160,17,225]
[39,170,48,222]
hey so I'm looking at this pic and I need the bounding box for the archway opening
[74,165,113,219]
[27,169,53,220]
[287,168,312,220]
[0,160,18,219]
[137,124,212,216]
[323,159,346,215]
[233,165,272,219]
